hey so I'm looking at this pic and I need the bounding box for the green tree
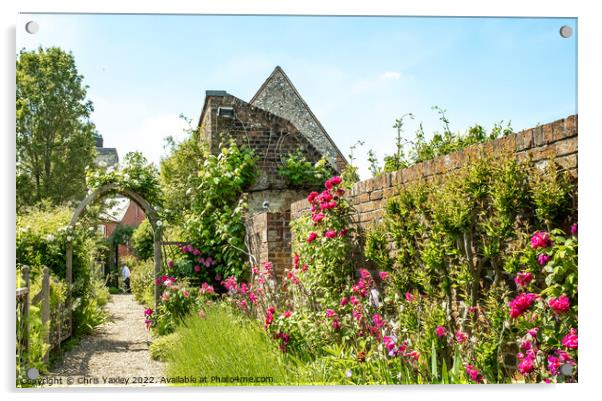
[16,47,97,208]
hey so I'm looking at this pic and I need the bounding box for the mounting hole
[559,25,573,38]
[25,21,39,34]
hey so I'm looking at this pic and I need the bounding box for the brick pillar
[246,211,292,280]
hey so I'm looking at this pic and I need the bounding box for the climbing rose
[144,308,153,316]
[528,327,539,337]
[548,294,570,314]
[307,191,319,203]
[307,232,318,243]
[194,265,201,272]
[312,213,325,224]
[537,253,551,266]
[531,231,551,249]
[283,310,293,318]
[349,295,359,305]
[167,260,174,268]
[435,326,447,338]
[508,293,538,318]
[340,297,349,306]
[331,319,341,331]
[182,290,190,298]
[455,330,468,344]
[562,328,578,349]
[570,223,577,235]
[325,176,342,190]
[547,349,574,376]
[324,230,337,239]
[325,309,336,318]
[405,291,415,302]
[518,354,535,375]
[514,272,534,288]
[378,271,390,281]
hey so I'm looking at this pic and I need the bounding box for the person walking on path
[121,264,131,293]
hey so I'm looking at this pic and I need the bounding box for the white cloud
[380,71,401,80]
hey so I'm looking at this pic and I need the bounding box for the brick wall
[292,115,578,231]
[200,93,326,192]
[245,211,292,279]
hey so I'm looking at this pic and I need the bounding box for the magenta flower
[340,297,348,306]
[455,330,468,344]
[372,313,385,328]
[405,291,415,302]
[307,231,318,243]
[528,327,539,337]
[548,294,570,314]
[194,265,201,272]
[547,349,575,376]
[167,260,174,268]
[324,230,337,239]
[570,223,578,236]
[312,213,325,224]
[537,253,551,266]
[331,319,341,331]
[199,282,214,295]
[514,272,534,288]
[283,310,293,318]
[307,191,319,203]
[435,326,447,338]
[531,231,551,249]
[349,295,359,305]
[518,355,535,375]
[378,271,390,281]
[359,268,372,280]
[562,328,578,349]
[325,176,342,190]
[325,309,336,318]
[144,308,153,316]
[465,364,482,383]
[508,293,538,318]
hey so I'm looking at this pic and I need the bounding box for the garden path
[46,293,165,387]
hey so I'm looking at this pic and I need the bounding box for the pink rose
[307,232,318,243]
[435,326,447,338]
[561,328,578,349]
[531,231,551,249]
[548,295,570,314]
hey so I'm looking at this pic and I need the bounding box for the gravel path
[46,294,165,387]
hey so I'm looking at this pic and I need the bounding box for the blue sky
[17,14,577,179]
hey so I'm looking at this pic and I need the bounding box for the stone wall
[250,67,347,171]
[292,115,578,230]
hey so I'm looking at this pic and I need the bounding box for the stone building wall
[250,67,347,172]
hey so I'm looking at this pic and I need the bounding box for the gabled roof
[250,66,347,167]
[99,197,130,222]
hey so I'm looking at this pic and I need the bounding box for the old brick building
[197,66,347,275]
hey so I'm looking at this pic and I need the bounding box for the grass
[164,304,302,386]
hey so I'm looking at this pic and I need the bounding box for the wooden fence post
[41,267,50,364]
[21,266,30,361]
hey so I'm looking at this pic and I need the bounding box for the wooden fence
[16,266,71,372]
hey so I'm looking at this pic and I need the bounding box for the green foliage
[161,135,257,280]
[341,140,364,184]
[149,332,179,361]
[128,257,155,307]
[16,47,97,208]
[366,107,513,177]
[277,151,333,188]
[16,205,109,368]
[151,279,198,335]
[164,304,300,385]
[131,219,155,260]
[530,160,575,229]
[106,224,134,248]
[86,151,162,207]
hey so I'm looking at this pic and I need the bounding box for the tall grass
[164,305,301,386]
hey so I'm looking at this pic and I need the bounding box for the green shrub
[277,151,333,188]
[164,304,300,385]
[129,257,155,307]
[149,333,179,361]
[131,219,155,260]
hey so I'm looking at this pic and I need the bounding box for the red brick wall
[102,201,146,258]
[246,211,292,279]
[292,115,578,230]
